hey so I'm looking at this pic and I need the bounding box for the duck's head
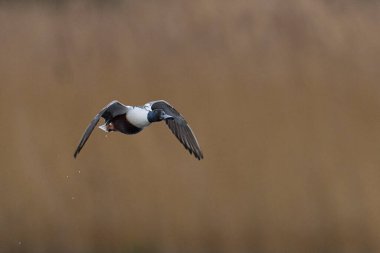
[148,109,173,123]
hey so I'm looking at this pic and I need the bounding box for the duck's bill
[163,114,174,119]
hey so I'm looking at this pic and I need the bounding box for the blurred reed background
[0,0,380,252]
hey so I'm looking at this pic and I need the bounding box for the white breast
[126,107,150,128]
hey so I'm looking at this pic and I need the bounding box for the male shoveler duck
[74,100,203,160]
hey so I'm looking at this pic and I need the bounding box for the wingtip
[195,152,204,160]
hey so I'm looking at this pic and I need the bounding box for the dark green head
[147,109,173,123]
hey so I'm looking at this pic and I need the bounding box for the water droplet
[71,196,75,200]
[78,170,81,174]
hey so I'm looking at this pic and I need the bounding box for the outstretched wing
[149,100,203,160]
[74,100,128,158]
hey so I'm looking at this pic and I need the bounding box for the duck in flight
[74,100,203,160]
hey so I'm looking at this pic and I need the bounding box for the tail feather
[98,124,108,132]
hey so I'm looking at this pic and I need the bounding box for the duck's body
[74,100,203,160]
[126,107,150,128]
[102,113,142,134]
[99,105,150,134]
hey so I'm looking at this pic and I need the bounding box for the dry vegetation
[0,0,380,252]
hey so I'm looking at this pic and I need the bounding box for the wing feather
[73,101,128,158]
[150,100,203,160]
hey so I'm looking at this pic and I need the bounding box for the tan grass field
[1,1,380,252]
